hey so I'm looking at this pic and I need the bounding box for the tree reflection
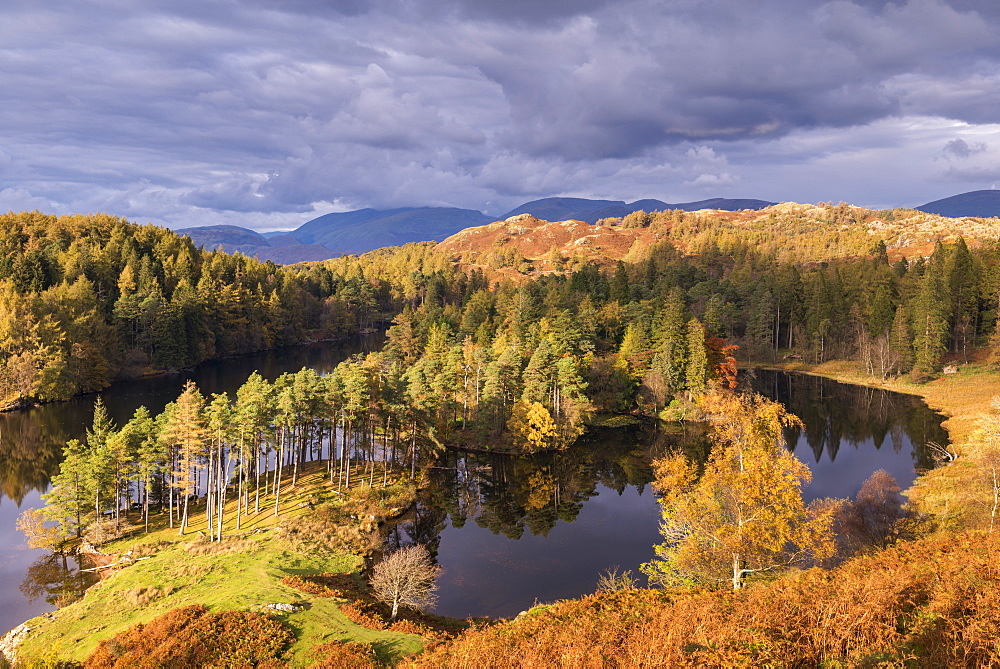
[749,369,945,471]
[391,423,707,546]
[0,408,74,505]
[19,553,98,609]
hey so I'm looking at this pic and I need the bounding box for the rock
[943,364,959,374]
[0,623,33,665]
[266,602,302,613]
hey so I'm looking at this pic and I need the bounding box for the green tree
[40,438,90,543]
[684,317,709,395]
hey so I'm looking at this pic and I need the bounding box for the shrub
[82,605,294,668]
[309,640,379,668]
[280,572,353,598]
[411,533,1000,667]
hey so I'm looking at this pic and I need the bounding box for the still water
[0,349,947,631]
[387,369,947,619]
[0,337,381,635]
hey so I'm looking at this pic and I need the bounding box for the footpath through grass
[16,459,429,666]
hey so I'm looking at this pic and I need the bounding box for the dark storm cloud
[943,138,988,159]
[1,0,999,227]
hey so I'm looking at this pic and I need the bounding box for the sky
[2,0,1000,232]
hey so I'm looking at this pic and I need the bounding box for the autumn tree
[17,508,62,552]
[369,544,440,620]
[642,391,836,589]
[836,469,910,554]
[507,400,557,453]
[161,380,209,535]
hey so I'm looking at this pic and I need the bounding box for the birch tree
[642,392,836,590]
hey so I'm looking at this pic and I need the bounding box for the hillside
[175,225,335,264]
[176,197,774,264]
[412,532,1000,667]
[435,202,1000,283]
[500,196,774,223]
[294,207,493,253]
[917,189,1000,218]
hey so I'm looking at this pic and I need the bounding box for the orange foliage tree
[642,391,836,589]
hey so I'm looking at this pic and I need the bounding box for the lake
[385,368,947,619]
[0,350,947,631]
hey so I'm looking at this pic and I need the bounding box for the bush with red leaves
[83,605,294,668]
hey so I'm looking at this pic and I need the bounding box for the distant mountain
[293,207,492,253]
[175,225,269,254]
[916,190,1000,218]
[501,197,774,223]
[178,197,775,264]
[176,225,335,264]
[177,207,493,264]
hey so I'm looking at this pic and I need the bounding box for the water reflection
[748,369,945,499]
[388,373,947,619]
[0,410,67,505]
[0,334,383,634]
[387,424,706,618]
[20,554,99,609]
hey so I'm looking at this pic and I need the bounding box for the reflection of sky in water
[0,336,381,635]
[429,484,661,620]
[0,489,55,634]
[422,372,947,620]
[792,432,919,501]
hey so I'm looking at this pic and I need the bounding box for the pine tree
[161,381,209,535]
[684,318,709,396]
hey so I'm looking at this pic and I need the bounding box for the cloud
[942,138,988,159]
[1,0,1000,229]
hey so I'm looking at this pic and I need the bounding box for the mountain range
[177,190,1000,264]
[914,190,1000,218]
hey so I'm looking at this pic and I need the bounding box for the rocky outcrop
[0,622,33,666]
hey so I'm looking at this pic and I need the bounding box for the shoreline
[745,358,1000,447]
[0,333,371,414]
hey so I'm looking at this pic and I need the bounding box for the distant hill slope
[177,197,774,264]
[175,225,270,253]
[435,202,1000,284]
[176,225,339,264]
[917,190,1000,218]
[292,207,493,253]
[501,197,774,223]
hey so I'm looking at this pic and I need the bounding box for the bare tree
[370,545,440,620]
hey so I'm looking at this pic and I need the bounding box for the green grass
[17,459,427,666]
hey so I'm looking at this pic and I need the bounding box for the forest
[0,211,372,408]
[10,205,1000,665]
[12,207,1000,540]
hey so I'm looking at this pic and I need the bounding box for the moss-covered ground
[16,459,429,666]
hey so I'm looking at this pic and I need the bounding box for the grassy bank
[15,459,432,666]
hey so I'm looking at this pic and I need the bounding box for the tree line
[7,209,998,450]
[30,362,434,549]
[0,211,383,407]
[312,232,998,452]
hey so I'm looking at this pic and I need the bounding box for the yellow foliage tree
[507,400,557,453]
[642,391,837,589]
